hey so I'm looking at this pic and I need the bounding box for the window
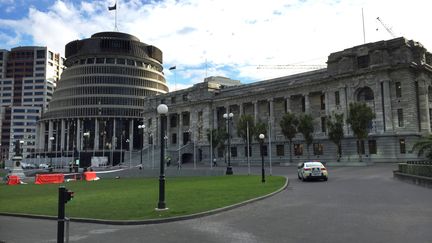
[117,58,125,64]
[357,140,365,154]
[294,144,303,156]
[217,147,224,158]
[320,94,325,110]
[276,145,284,156]
[171,133,177,144]
[127,59,135,66]
[395,82,402,98]
[244,146,252,157]
[301,96,305,112]
[36,50,45,59]
[96,58,105,64]
[399,139,406,154]
[171,96,176,104]
[321,117,327,133]
[231,147,237,157]
[357,55,370,68]
[397,109,404,127]
[182,113,190,126]
[368,140,377,154]
[335,91,340,106]
[106,58,115,64]
[313,143,323,155]
[183,132,190,145]
[170,115,177,128]
[48,51,53,60]
[183,94,189,101]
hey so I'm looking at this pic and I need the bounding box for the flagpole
[115,1,118,31]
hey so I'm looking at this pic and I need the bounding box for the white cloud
[1,0,432,88]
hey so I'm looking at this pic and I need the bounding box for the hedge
[398,163,432,178]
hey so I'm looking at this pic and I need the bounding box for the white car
[39,163,50,169]
[297,161,328,181]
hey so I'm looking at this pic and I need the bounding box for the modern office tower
[38,32,167,167]
[0,47,64,162]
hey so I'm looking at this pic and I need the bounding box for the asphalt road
[1,164,432,243]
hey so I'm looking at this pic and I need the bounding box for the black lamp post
[156,104,168,210]
[259,133,266,183]
[223,112,234,175]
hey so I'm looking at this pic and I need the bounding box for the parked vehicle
[39,163,50,169]
[21,163,37,169]
[298,161,328,181]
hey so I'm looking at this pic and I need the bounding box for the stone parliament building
[36,34,432,167]
[142,37,432,166]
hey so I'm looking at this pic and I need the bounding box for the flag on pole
[108,3,117,11]
[169,66,176,70]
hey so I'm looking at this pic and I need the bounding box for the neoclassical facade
[141,37,432,165]
[37,32,167,166]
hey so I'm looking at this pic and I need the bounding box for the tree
[346,102,376,161]
[298,114,314,159]
[237,114,255,144]
[327,113,345,161]
[206,128,228,160]
[279,112,298,163]
[254,121,267,141]
[412,135,432,160]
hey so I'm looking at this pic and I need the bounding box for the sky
[1,0,432,91]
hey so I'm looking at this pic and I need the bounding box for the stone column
[66,121,70,152]
[382,80,394,132]
[285,96,291,113]
[48,120,53,152]
[178,112,183,146]
[239,103,244,116]
[60,120,65,151]
[39,122,45,152]
[324,91,330,115]
[129,119,134,151]
[253,101,258,123]
[213,108,218,129]
[76,119,82,150]
[268,98,274,140]
[94,119,99,151]
[304,93,310,114]
[418,79,431,133]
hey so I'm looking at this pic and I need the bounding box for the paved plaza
[1,164,432,243]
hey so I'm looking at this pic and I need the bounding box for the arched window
[357,87,374,101]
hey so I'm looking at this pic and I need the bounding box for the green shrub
[398,163,432,177]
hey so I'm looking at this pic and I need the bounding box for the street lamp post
[223,112,234,175]
[156,104,168,210]
[259,134,266,183]
[126,139,131,168]
[83,132,90,168]
[49,136,54,168]
[138,125,145,167]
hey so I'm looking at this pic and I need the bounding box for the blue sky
[1,0,432,91]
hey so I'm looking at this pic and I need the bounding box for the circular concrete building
[38,32,168,167]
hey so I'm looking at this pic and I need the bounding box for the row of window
[49,96,151,109]
[43,107,143,119]
[58,75,166,91]
[69,57,161,71]
[51,87,158,104]
[63,65,165,82]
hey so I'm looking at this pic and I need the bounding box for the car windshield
[305,162,323,167]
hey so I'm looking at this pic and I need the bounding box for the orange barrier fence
[7,175,21,185]
[84,171,97,181]
[35,173,64,184]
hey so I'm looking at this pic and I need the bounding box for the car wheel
[301,175,306,182]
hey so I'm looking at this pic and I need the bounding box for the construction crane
[257,64,327,70]
[376,17,397,38]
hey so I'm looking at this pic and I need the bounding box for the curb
[0,176,289,225]
[393,171,432,189]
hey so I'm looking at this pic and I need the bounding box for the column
[213,108,217,129]
[94,118,99,151]
[39,122,45,152]
[48,120,53,152]
[324,91,330,115]
[285,96,291,113]
[253,101,258,123]
[268,98,274,140]
[239,103,244,116]
[60,120,65,151]
[66,120,70,152]
[178,112,183,146]
[304,93,310,114]
[418,79,430,133]
[76,119,81,150]
[129,119,134,151]
[382,80,394,132]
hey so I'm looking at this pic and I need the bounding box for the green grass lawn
[0,175,286,220]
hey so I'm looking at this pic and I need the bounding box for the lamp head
[259,134,265,140]
[49,136,55,141]
[229,112,234,118]
[157,104,168,115]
